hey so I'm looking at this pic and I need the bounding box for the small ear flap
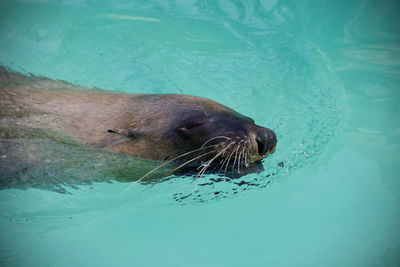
[107,128,143,139]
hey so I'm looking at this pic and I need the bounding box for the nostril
[255,128,277,156]
[256,138,268,156]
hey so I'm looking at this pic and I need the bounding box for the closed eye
[176,119,209,137]
[182,121,207,130]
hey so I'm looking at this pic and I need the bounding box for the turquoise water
[0,0,399,266]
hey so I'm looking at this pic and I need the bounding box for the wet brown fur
[0,67,276,179]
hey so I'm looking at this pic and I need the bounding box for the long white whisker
[218,148,232,173]
[196,142,235,180]
[237,148,244,174]
[122,144,217,193]
[165,149,218,176]
[224,146,237,176]
[231,145,241,176]
[200,135,231,149]
[245,148,250,167]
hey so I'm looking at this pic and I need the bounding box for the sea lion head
[174,109,277,163]
[108,94,277,175]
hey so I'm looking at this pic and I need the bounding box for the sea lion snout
[255,127,277,156]
[173,110,277,165]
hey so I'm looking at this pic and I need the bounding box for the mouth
[250,142,277,163]
[267,143,277,154]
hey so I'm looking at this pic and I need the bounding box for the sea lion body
[0,67,277,189]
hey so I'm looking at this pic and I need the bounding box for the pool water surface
[0,0,399,266]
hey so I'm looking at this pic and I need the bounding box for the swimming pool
[0,0,399,266]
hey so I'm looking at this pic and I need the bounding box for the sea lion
[0,67,277,189]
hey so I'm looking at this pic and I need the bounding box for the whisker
[195,162,211,181]
[122,144,217,193]
[215,141,236,173]
[217,143,234,170]
[247,148,252,166]
[213,143,232,171]
[224,146,237,176]
[237,146,244,174]
[196,152,221,178]
[231,145,241,176]
[212,152,226,169]
[166,149,218,177]
[196,141,235,180]
[242,141,249,168]
[200,135,231,149]
[218,156,230,173]
[245,148,250,167]
[237,152,242,174]
[244,147,248,167]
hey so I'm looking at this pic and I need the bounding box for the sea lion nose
[255,127,277,156]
